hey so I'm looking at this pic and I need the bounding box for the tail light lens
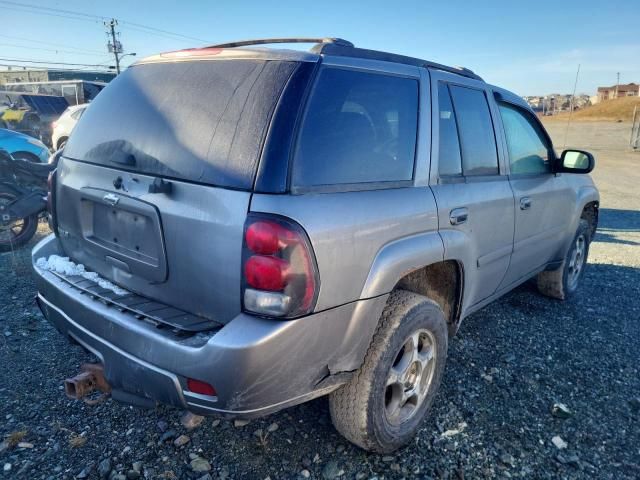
[242,215,319,318]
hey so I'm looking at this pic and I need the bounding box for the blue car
[0,128,50,163]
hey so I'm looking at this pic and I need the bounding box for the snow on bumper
[32,235,387,417]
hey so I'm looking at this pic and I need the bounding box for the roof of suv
[138,37,484,82]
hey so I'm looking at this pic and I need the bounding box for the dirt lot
[1,122,639,479]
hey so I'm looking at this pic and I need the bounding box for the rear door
[492,94,576,288]
[429,71,515,311]
[55,58,300,325]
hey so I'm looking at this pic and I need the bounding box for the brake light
[242,216,318,318]
[160,47,223,58]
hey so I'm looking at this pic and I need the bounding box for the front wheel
[537,219,591,300]
[0,187,39,252]
[329,290,448,453]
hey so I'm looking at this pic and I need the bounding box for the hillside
[545,96,640,122]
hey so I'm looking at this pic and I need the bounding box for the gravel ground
[1,121,639,479]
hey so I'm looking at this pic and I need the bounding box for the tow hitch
[64,363,112,405]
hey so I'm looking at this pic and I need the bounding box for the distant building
[523,94,591,115]
[0,68,116,85]
[597,83,639,102]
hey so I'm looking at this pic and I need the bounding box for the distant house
[597,83,639,102]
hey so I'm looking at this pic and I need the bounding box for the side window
[449,85,499,176]
[498,102,551,174]
[437,83,462,176]
[293,67,419,187]
[71,108,85,120]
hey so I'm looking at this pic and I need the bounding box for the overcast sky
[1,0,638,96]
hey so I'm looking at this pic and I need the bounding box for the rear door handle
[520,197,532,210]
[449,207,469,225]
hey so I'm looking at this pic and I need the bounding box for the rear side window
[70,108,85,120]
[293,67,419,187]
[64,60,297,189]
[437,83,462,176]
[449,85,499,176]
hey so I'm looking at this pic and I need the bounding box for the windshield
[63,59,297,189]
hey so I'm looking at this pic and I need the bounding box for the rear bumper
[33,234,387,418]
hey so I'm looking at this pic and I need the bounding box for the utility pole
[615,72,620,99]
[105,18,122,74]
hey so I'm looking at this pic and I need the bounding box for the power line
[0,42,108,57]
[0,0,104,20]
[0,34,106,54]
[0,64,112,73]
[0,57,115,68]
[0,0,210,43]
[0,4,103,24]
[119,21,209,43]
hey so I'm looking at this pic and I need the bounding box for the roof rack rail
[315,43,483,81]
[207,37,354,49]
[204,38,482,82]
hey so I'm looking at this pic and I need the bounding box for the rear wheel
[0,188,38,251]
[537,219,591,300]
[329,290,448,453]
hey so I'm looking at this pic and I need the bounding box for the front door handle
[520,196,532,210]
[449,207,469,225]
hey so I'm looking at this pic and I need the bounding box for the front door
[492,96,576,289]
[429,71,515,312]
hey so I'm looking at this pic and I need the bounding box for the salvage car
[0,128,50,163]
[51,103,88,150]
[32,38,599,453]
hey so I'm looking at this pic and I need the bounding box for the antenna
[563,64,581,148]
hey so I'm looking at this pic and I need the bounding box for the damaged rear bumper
[32,234,387,418]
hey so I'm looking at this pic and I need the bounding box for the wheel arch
[11,151,40,162]
[359,232,465,337]
[359,231,445,300]
[580,200,599,240]
[393,260,464,337]
[56,136,69,150]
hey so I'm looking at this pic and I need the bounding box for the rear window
[292,67,419,188]
[64,59,297,189]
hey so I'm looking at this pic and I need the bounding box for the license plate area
[79,188,167,282]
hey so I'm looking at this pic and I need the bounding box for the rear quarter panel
[250,187,441,311]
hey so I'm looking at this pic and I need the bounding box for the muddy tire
[0,187,38,252]
[537,219,591,300]
[329,290,448,453]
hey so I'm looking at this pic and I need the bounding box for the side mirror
[559,149,594,174]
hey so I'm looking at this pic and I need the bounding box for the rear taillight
[242,215,318,318]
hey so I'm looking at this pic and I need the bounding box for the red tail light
[242,216,318,318]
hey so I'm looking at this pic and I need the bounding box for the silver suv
[32,38,599,453]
